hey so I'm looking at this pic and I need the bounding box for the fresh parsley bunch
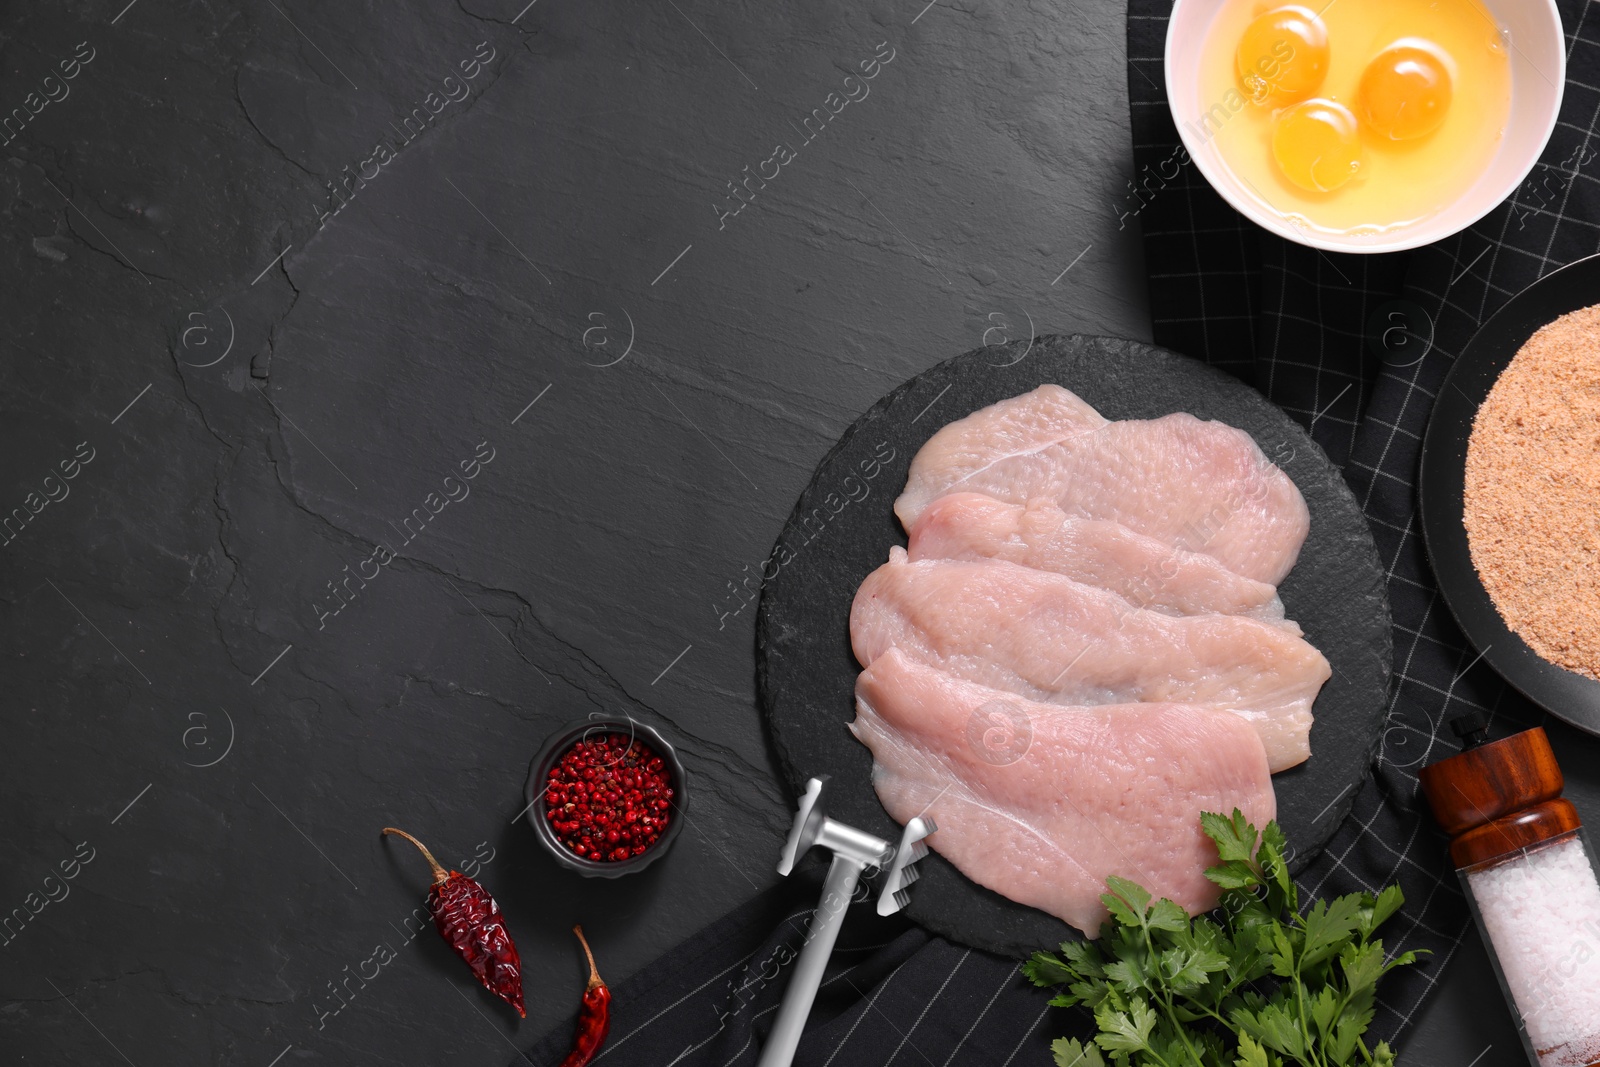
[1023,811,1424,1067]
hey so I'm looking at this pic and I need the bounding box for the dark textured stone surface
[757,334,1392,957]
[0,0,1150,1063]
[0,0,1514,1060]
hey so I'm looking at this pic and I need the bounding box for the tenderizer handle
[755,852,862,1067]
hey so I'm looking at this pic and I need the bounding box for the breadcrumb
[1464,304,1600,682]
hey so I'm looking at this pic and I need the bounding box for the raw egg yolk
[1359,42,1453,140]
[1237,6,1330,104]
[1272,99,1362,192]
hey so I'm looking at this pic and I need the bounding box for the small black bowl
[524,716,687,878]
[1419,251,1600,736]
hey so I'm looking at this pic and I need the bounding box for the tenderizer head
[877,817,937,916]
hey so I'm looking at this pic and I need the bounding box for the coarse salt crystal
[1466,835,1600,1066]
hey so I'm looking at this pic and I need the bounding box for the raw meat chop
[850,550,1327,771]
[851,650,1277,934]
[896,384,1107,489]
[909,492,1292,628]
[895,391,1308,584]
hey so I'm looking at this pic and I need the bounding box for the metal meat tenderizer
[755,776,936,1067]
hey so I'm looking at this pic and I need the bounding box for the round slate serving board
[1419,253,1600,736]
[756,335,1392,958]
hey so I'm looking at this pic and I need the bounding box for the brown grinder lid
[1418,719,1579,868]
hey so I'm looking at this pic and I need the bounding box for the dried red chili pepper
[559,925,611,1067]
[382,827,525,1017]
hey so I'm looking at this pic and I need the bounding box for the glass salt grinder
[1418,714,1600,1067]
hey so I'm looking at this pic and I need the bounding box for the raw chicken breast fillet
[850,550,1327,771]
[898,384,1107,485]
[909,492,1293,628]
[895,391,1308,584]
[852,650,1277,935]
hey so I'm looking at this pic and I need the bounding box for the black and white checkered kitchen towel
[516,3,1600,1063]
[1128,0,1600,1042]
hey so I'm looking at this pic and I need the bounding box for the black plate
[1419,254,1600,736]
[756,335,1393,957]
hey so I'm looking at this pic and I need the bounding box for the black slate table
[0,1,1577,1064]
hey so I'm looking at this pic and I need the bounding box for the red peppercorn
[543,732,673,862]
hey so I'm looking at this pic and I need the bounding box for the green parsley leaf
[1062,938,1108,975]
[1382,947,1426,979]
[1234,1032,1271,1067]
[1206,860,1262,890]
[1331,1002,1372,1063]
[1030,814,1425,1067]
[1104,956,1151,994]
[1268,925,1297,979]
[1148,897,1190,934]
[1308,985,1339,1035]
[1234,998,1305,1059]
[1338,941,1384,997]
[1094,997,1158,1054]
[1301,895,1363,968]
[1052,1037,1108,1067]
[1069,979,1110,1009]
[1106,876,1153,921]
[1369,885,1405,934]
[1202,810,1259,864]
[1161,943,1230,995]
[1025,951,1076,988]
